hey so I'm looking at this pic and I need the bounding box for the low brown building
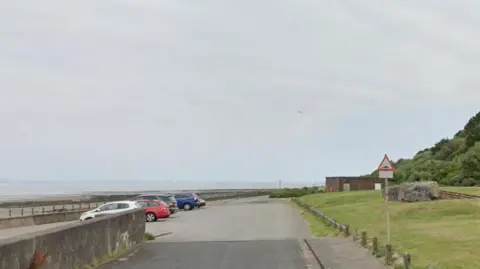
[325,176,385,192]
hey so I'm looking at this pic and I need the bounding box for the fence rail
[438,190,480,200]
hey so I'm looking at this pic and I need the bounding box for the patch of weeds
[144,232,155,241]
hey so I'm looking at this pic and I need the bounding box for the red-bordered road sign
[377,154,395,171]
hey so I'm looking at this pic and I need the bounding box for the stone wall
[0,210,87,229]
[0,209,145,269]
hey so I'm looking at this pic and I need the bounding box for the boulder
[383,181,440,202]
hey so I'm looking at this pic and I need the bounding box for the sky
[0,1,479,188]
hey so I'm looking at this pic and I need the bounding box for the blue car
[172,193,199,211]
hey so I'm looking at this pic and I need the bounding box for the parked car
[80,201,140,221]
[197,198,206,207]
[131,194,179,214]
[135,200,170,222]
[172,193,198,211]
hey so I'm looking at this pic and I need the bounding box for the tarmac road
[99,196,321,269]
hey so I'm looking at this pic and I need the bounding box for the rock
[383,181,440,202]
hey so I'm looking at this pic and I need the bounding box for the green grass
[298,191,480,269]
[291,201,337,237]
[441,187,480,196]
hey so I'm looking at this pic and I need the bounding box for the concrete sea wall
[0,209,145,269]
[0,210,86,229]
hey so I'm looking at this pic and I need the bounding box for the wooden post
[344,225,350,237]
[385,244,393,265]
[361,231,367,247]
[403,253,412,269]
[372,237,378,255]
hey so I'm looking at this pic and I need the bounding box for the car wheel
[183,203,192,211]
[146,212,157,222]
[85,217,93,220]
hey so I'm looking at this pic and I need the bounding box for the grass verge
[291,200,337,237]
[298,191,480,269]
[79,247,131,269]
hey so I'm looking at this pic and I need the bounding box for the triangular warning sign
[377,154,395,171]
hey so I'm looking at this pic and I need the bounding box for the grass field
[441,186,480,196]
[298,191,480,269]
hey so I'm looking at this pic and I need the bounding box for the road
[99,196,321,269]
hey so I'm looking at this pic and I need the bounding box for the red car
[136,200,170,222]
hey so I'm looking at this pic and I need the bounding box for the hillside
[366,111,480,186]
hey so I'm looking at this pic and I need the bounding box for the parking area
[145,196,312,242]
[99,196,319,269]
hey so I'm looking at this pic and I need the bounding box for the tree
[460,143,480,181]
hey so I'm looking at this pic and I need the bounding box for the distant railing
[0,190,271,218]
[0,203,102,218]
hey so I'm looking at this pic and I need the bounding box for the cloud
[0,0,479,184]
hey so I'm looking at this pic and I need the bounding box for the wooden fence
[438,190,480,200]
[293,198,417,269]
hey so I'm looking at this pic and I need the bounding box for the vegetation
[298,191,480,269]
[269,187,321,198]
[144,232,155,241]
[364,111,480,186]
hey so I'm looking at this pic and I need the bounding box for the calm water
[0,180,313,201]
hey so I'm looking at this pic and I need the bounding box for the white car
[80,201,140,221]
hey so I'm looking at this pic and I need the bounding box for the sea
[0,180,316,201]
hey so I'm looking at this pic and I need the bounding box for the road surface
[99,196,321,269]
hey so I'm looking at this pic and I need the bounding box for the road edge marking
[301,238,326,269]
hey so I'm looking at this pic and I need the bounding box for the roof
[136,193,173,196]
[105,200,137,204]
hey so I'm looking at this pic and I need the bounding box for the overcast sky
[0,1,479,185]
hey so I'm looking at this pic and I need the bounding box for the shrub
[269,187,321,198]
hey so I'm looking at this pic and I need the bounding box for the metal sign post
[377,154,395,244]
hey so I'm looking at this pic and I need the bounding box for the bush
[461,178,477,186]
[269,187,321,198]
